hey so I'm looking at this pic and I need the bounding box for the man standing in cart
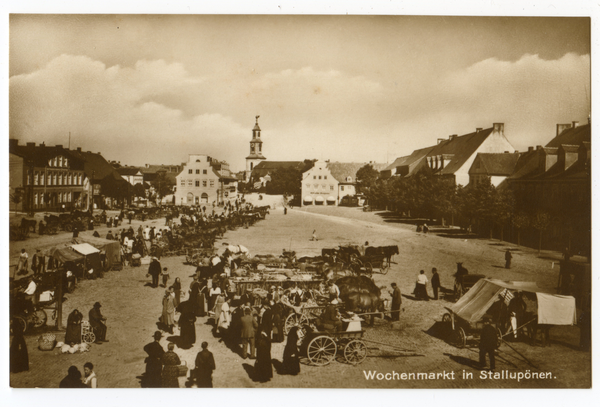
[479,316,497,371]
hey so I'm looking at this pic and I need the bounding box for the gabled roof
[10,143,85,170]
[68,150,120,181]
[427,128,494,175]
[116,167,143,176]
[470,153,520,176]
[546,123,591,148]
[251,161,305,178]
[507,149,545,180]
[327,162,387,184]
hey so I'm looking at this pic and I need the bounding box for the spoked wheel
[344,339,367,365]
[307,335,337,366]
[13,315,27,333]
[364,262,374,275]
[82,331,96,344]
[284,313,309,335]
[451,327,467,348]
[31,309,48,329]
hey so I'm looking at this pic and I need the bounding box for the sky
[9,15,591,172]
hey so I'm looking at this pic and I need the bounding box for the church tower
[245,115,266,180]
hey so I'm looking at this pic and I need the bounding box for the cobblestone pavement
[9,207,590,388]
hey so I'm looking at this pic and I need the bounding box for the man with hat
[389,283,402,321]
[31,249,45,275]
[89,302,107,343]
[143,331,165,388]
[479,316,498,371]
[147,257,162,288]
[322,297,343,332]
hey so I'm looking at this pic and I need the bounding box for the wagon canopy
[448,278,576,326]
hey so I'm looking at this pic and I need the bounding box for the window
[64,158,68,167]
[34,193,38,206]
[324,176,327,180]
[341,186,345,191]
[203,180,207,187]
[54,157,58,167]
[189,169,193,174]
[53,174,57,185]
[40,173,45,185]
[26,173,30,185]
[58,193,62,203]
[319,176,322,180]
[195,181,200,187]
[68,192,72,202]
[59,156,63,167]
[47,174,52,186]
[181,179,185,186]
[313,184,318,189]
[196,169,200,174]
[313,176,316,180]
[188,180,193,186]
[34,172,39,185]
[58,174,62,185]
[203,169,207,175]
[330,185,334,191]
[322,184,326,189]
[210,180,214,187]
[78,174,82,185]
[40,194,44,205]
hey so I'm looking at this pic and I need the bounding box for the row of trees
[356,164,556,252]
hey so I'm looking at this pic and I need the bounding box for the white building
[175,154,238,206]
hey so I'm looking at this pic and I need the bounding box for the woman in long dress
[217,297,232,336]
[282,326,300,375]
[177,300,197,349]
[172,278,182,308]
[271,304,285,343]
[162,290,175,334]
[254,330,273,382]
[212,293,225,328]
[161,343,181,388]
[64,309,83,345]
[10,319,28,373]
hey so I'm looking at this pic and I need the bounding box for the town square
[4,6,595,407]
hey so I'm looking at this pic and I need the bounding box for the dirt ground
[8,206,591,388]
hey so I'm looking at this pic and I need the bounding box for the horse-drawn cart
[303,327,367,366]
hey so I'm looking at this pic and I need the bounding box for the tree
[132,183,146,198]
[492,186,515,241]
[532,210,551,255]
[151,171,175,205]
[265,167,302,196]
[511,212,530,246]
[356,164,380,194]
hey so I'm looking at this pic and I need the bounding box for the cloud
[9,52,591,171]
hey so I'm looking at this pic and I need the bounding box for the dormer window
[346,176,352,182]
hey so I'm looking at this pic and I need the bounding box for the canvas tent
[449,278,576,326]
[38,236,121,270]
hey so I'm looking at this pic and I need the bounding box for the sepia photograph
[5,4,594,399]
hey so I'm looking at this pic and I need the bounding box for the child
[161,267,170,288]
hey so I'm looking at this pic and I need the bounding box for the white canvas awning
[70,243,100,256]
[315,196,325,202]
[303,196,313,202]
[326,196,336,202]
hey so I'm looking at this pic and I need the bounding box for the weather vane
[255,115,260,123]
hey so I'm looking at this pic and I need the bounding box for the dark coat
[479,324,498,351]
[148,260,161,277]
[143,341,165,388]
[241,314,258,339]
[195,349,216,388]
[391,287,402,307]
[254,335,273,382]
[10,321,28,374]
[64,309,83,345]
[282,327,300,375]
[259,308,273,338]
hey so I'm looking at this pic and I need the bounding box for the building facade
[116,167,144,185]
[9,140,86,212]
[175,154,238,206]
[301,160,339,206]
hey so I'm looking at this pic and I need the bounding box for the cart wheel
[364,262,374,275]
[284,313,309,335]
[381,258,390,274]
[82,332,96,344]
[307,335,337,366]
[13,315,27,333]
[344,340,367,365]
[451,327,466,348]
[32,309,48,329]
[442,313,452,325]
[64,224,73,232]
[496,327,503,348]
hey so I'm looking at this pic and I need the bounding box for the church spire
[246,115,266,177]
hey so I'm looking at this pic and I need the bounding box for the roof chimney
[437,138,445,144]
[536,145,542,150]
[572,121,579,128]
[476,128,483,133]
[77,147,82,152]
[27,142,36,148]
[449,134,457,141]
[55,144,62,149]
[556,123,572,137]
[493,123,504,134]
[504,151,509,153]
[528,146,534,152]
[9,139,18,149]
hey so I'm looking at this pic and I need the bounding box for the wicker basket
[38,333,57,351]
[177,361,188,377]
